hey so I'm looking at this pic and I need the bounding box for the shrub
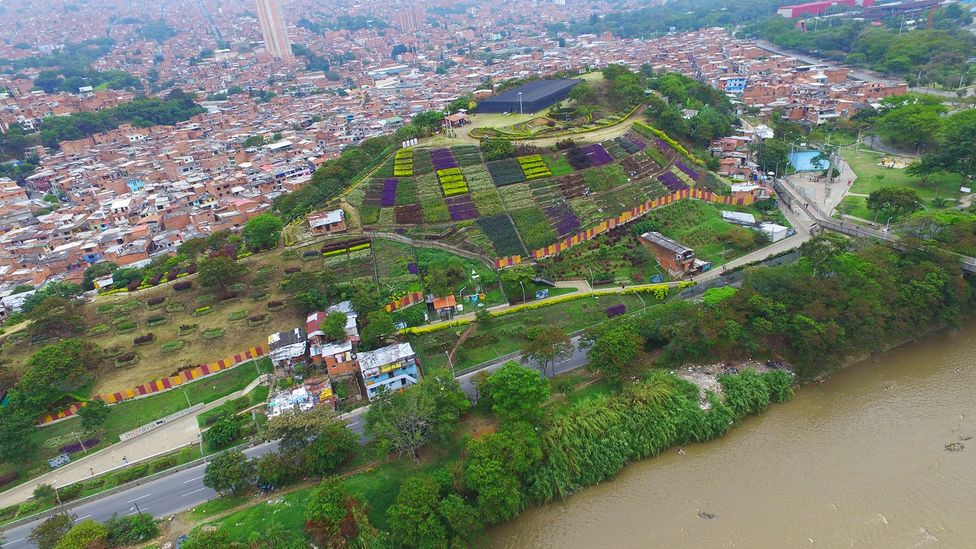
[58,483,83,502]
[146,315,167,327]
[88,323,110,336]
[178,324,199,336]
[227,282,248,294]
[284,266,302,274]
[192,306,213,317]
[95,303,117,315]
[116,352,139,367]
[147,296,166,307]
[173,281,192,291]
[228,309,248,321]
[134,333,156,346]
[115,321,137,333]
[266,300,286,311]
[251,292,269,301]
[103,346,125,358]
[166,302,186,312]
[17,501,38,516]
[247,314,271,327]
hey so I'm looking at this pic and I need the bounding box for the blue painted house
[357,343,420,400]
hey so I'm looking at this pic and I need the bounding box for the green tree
[521,326,573,378]
[197,255,248,293]
[0,409,37,461]
[588,323,643,382]
[242,135,265,148]
[203,449,255,495]
[323,311,348,341]
[27,296,84,339]
[424,260,467,297]
[304,477,374,547]
[365,370,469,461]
[483,362,550,422]
[18,339,100,410]
[411,111,445,136]
[866,186,922,221]
[875,94,946,148]
[181,528,229,549]
[462,422,542,524]
[204,415,242,449]
[359,310,394,350]
[78,399,110,432]
[927,109,976,182]
[479,138,516,161]
[82,262,118,290]
[29,513,75,549]
[105,513,159,546]
[52,519,107,549]
[242,213,284,251]
[386,474,481,548]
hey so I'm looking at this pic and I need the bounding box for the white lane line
[78,514,92,519]
[181,487,208,497]
[9,538,24,543]
[182,475,204,483]
[126,506,149,516]
[127,493,151,503]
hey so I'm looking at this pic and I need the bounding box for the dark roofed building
[639,231,711,278]
[478,79,583,114]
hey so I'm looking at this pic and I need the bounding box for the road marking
[127,493,151,503]
[9,538,24,543]
[126,507,149,516]
[78,514,92,519]
[181,487,208,497]
[182,475,204,483]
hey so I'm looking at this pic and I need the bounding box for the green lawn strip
[836,195,876,222]
[841,148,961,202]
[411,293,647,371]
[21,359,273,482]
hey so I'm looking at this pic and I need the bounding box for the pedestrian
[122,456,128,465]
[90,467,94,476]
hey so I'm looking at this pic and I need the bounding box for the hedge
[632,121,707,167]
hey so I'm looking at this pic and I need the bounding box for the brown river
[491,324,976,548]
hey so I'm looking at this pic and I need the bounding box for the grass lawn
[836,195,876,222]
[411,293,649,372]
[841,148,962,203]
[543,154,574,176]
[4,358,273,487]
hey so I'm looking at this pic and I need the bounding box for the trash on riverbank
[675,359,794,410]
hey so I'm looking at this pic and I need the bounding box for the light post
[518,91,523,115]
[518,280,526,303]
[130,502,145,518]
[74,433,88,455]
[883,216,893,233]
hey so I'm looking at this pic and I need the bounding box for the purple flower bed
[59,438,100,455]
[407,262,419,275]
[581,143,612,167]
[430,148,458,170]
[545,204,581,236]
[627,136,646,151]
[380,178,398,207]
[445,195,478,221]
[655,139,671,154]
[675,160,698,180]
[658,172,688,192]
[607,304,626,318]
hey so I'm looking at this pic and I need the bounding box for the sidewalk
[0,377,268,509]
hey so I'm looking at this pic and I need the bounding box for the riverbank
[491,321,976,547]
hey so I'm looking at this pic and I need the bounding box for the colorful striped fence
[495,189,756,267]
[40,345,266,425]
[385,291,424,313]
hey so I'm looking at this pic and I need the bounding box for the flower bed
[545,203,581,237]
[430,148,458,170]
[510,206,558,251]
[395,204,424,224]
[134,333,156,346]
[96,303,117,315]
[395,178,418,206]
[59,438,100,455]
[451,145,482,167]
[658,171,688,192]
[115,321,137,334]
[146,315,168,327]
[102,346,125,359]
[477,214,528,257]
[380,178,398,207]
[280,250,299,261]
[251,291,269,301]
[88,323,111,336]
[116,352,140,367]
[178,324,199,336]
[486,158,526,187]
[192,306,213,317]
[674,160,699,181]
[247,313,272,327]
[173,281,192,291]
[166,302,186,313]
[471,190,505,217]
[202,328,225,340]
[581,143,613,167]
[228,309,248,321]
[607,304,626,318]
[267,300,287,311]
[445,195,478,221]
[437,167,469,197]
[565,147,592,170]
[517,154,553,181]
[393,148,414,177]
[160,340,185,352]
[147,296,166,308]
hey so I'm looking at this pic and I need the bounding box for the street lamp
[884,216,894,233]
[518,280,526,303]
[518,92,523,115]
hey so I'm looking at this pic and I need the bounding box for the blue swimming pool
[789,150,830,172]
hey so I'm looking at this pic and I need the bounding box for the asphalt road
[2,442,280,549]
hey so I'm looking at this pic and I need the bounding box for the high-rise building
[255,0,294,62]
[397,9,424,33]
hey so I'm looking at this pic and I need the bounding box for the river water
[491,324,976,548]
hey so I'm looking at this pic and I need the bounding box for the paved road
[1,442,280,549]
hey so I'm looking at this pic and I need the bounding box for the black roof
[480,79,582,105]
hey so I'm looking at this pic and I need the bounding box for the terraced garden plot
[596,185,653,218]
[393,148,414,177]
[604,140,629,160]
[416,173,451,223]
[451,145,483,167]
[510,206,558,251]
[675,159,700,181]
[477,214,528,257]
[380,178,398,207]
[445,194,478,221]
[545,203,582,237]
[377,206,396,225]
[616,134,646,154]
[583,165,629,193]
[374,154,397,178]
[566,146,593,170]
[413,150,434,175]
[499,183,535,211]
[517,154,553,181]
[471,190,505,217]
[461,165,495,192]
[621,152,662,180]
[550,173,586,199]
[362,180,384,208]
[437,167,469,197]
[543,154,574,176]
[430,148,459,170]
[323,251,375,281]
[638,179,669,199]
[582,143,613,167]
[394,204,424,224]
[528,178,563,204]
[535,224,662,284]
[487,158,526,187]
[395,178,418,205]
[658,171,689,192]
[372,238,421,286]
[568,196,606,227]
